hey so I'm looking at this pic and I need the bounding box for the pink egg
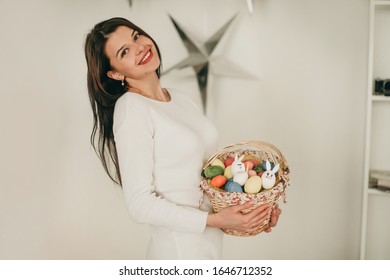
[243,160,254,170]
[248,170,257,177]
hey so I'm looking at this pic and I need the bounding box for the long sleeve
[113,93,209,233]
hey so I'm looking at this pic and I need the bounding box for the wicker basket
[200,140,290,236]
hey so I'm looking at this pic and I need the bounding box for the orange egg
[210,175,227,188]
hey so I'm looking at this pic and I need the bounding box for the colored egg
[248,170,257,177]
[225,180,243,192]
[211,158,225,169]
[243,156,261,166]
[224,165,233,180]
[224,157,234,167]
[204,165,224,179]
[243,160,254,170]
[249,159,261,166]
[261,161,275,170]
[244,176,262,194]
[210,175,227,188]
[253,164,264,173]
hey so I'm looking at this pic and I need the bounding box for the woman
[84,17,281,259]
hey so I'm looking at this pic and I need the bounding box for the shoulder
[114,92,153,120]
[115,92,150,113]
[113,92,153,134]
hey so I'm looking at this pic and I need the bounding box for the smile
[139,50,152,65]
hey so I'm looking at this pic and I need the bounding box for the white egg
[211,158,225,169]
[224,165,233,180]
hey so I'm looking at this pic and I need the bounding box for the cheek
[116,59,137,74]
[153,57,161,70]
[151,52,161,68]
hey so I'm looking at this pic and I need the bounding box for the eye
[121,48,129,58]
[134,33,140,41]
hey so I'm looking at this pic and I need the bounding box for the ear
[107,70,123,82]
[266,160,271,171]
[239,155,244,162]
[273,164,280,173]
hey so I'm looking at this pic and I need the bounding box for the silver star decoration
[163,14,256,111]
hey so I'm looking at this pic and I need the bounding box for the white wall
[0,0,369,259]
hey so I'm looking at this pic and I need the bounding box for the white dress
[113,89,223,259]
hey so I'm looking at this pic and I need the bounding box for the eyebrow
[115,29,137,58]
[115,45,125,58]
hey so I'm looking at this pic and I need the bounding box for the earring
[121,79,124,86]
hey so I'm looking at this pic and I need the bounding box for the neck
[127,75,170,102]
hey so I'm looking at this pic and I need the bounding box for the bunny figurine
[231,154,249,186]
[230,154,245,176]
[261,160,280,189]
[233,166,249,186]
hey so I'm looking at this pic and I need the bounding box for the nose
[135,43,145,55]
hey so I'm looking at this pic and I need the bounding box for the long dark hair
[84,17,162,185]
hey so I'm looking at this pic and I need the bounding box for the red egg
[248,159,261,166]
[224,157,234,167]
[210,175,227,188]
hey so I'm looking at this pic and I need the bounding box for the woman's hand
[264,204,282,233]
[207,202,272,233]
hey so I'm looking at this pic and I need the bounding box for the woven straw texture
[200,140,290,237]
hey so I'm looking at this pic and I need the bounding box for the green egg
[204,165,225,179]
[253,164,264,173]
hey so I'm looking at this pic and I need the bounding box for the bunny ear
[234,154,238,161]
[239,155,245,162]
[266,160,271,171]
[273,164,280,173]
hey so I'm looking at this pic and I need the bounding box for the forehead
[104,26,135,57]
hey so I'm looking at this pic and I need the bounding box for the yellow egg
[244,176,262,194]
[211,158,225,169]
[224,165,233,180]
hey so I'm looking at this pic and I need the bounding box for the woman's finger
[232,201,254,212]
[264,227,272,233]
[245,203,269,217]
[269,205,282,227]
